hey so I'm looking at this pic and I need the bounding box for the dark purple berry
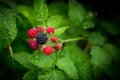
[36,33,48,44]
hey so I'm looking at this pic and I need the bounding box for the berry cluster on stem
[27,25,62,55]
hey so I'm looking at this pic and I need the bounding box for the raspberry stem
[41,19,46,27]
[56,37,86,56]
[63,37,85,43]
[8,45,15,80]
[83,41,93,53]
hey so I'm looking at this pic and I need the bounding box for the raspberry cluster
[27,25,62,55]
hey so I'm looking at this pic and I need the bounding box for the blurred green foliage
[0,0,120,80]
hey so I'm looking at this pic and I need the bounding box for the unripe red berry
[46,27,55,34]
[50,36,58,42]
[28,39,39,50]
[28,28,37,38]
[43,46,53,55]
[55,43,62,50]
[37,26,44,33]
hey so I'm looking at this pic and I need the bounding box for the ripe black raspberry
[36,33,48,44]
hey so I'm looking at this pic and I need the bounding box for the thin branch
[63,37,85,43]
[9,45,15,80]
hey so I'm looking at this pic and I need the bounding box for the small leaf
[54,26,69,36]
[62,44,88,64]
[38,69,68,80]
[103,63,120,80]
[47,15,63,28]
[29,51,56,68]
[69,1,86,26]
[48,1,68,16]
[23,70,38,80]
[63,44,93,80]
[66,25,89,37]
[89,32,105,45]
[17,5,39,26]
[56,57,79,80]
[100,20,120,35]
[14,52,37,70]
[103,44,120,63]
[86,11,97,20]
[33,0,48,20]
[0,5,17,52]
[90,46,111,67]
[82,20,95,29]
[90,46,111,78]
[78,59,93,80]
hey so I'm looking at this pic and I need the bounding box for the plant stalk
[63,37,85,43]
[9,45,15,80]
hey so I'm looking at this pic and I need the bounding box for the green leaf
[78,59,93,80]
[66,25,89,37]
[89,32,105,45]
[54,26,69,36]
[23,70,38,80]
[33,0,48,20]
[90,46,111,78]
[100,20,120,35]
[86,11,97,20]
[103,62,120,80]
[103,44,120,63]
[69,1,87,26]
[0,5,17,52]
[56,57,79,80]
[14,52,37,70]
[62,44,88,64]
[63,44,93,80]
[82,20,95,29]
[90,46,111,67]
[47,15,63,28]
[38,69,68,80]
[17,5,39,27]
[29,51,56,68]
[102,44,120,79]
[48,1,68,16]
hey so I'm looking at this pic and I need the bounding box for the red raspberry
[43,46,53,55]
[55,43,62,51]
[50,36,58,42]
[46,27,55,34]
[28,39,39,50]
[37,26,44,33]
[28,28,37,38]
